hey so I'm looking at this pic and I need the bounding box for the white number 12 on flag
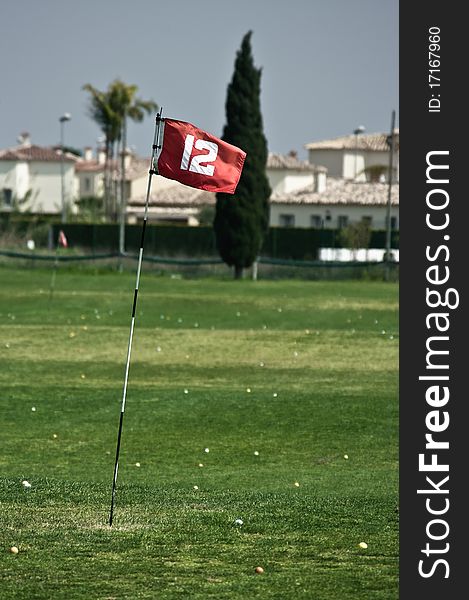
[180,135,219,176]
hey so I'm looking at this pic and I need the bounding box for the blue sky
[1,0,398,159]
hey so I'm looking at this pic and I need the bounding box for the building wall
[0,161,30,205]
[267,169,315,195]
[25,161,75,214]
[356,149,399,182]
[129,173,150,200]
[343,152,366,181]
[76,171,103,198]
[270,203,399,230]
[307,150,343,178]
[309,148,399,181]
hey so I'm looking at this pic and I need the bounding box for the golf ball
[234,518,243,526]
[359,542,368,549]
[255,566,264,574]
[9,546,19,555]
[22,480,31,488]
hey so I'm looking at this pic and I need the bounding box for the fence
[0,220,399,280]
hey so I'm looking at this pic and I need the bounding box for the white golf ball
[234,518,243,526]
[22,480,31,488]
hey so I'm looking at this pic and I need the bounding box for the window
[337,215,348,228]
[310,215,322,228]
[390,216,398,230]
[361,216,373,227]
[84,177,91,192]
[279,214,295,227]
[2,188,13,208]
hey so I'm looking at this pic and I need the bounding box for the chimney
[314,169,327,193]
[121,148,132,170]
[84,146,93,161]
[288,150,298,159]
[98,147,106,164]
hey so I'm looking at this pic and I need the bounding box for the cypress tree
[214,31,271,279]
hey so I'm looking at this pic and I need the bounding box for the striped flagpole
[47,246,59,308]
[109,111,164,527]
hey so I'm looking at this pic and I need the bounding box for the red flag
[156,119,246,194]
[58,230,68,248]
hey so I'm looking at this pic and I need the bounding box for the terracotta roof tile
[75,161,105,173]
[0,144,76,162]
[305,130,399,152]
[129,177,398,209]
[267,152,325,172]
[271,178,399,206]
[129,181,214,208]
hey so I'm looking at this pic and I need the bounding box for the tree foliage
[214,32,271,278]
[82,80,157,221]
[338,221,372,259]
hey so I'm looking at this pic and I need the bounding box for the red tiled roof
[267,153,326,172]
[129,177,399,209]
[75,161,105,173]
[0,144,76,162]
[305,130,400,152]
[271,178,399,206]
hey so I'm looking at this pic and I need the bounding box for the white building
[0,134,77,215]
[127,152,327,225]
[75,149,154,218]
[305,130,399,182]
[270,177,399,230]
[1,129,399,235]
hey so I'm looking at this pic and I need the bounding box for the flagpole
[48,249,59,308]
[109,111,163,527]
[48,229,65,308]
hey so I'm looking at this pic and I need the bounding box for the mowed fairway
[0,266,399,599]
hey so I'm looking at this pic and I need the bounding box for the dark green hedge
[45,223,398,259]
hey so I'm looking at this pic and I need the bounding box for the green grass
[0,266,399,599]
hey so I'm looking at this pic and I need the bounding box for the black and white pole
[48,233,60,308]
[384,109,396,281]
[109,111,164,527]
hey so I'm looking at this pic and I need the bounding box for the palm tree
[83,83,120,219]
[83,80,158,222]
[105,80,157,249]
